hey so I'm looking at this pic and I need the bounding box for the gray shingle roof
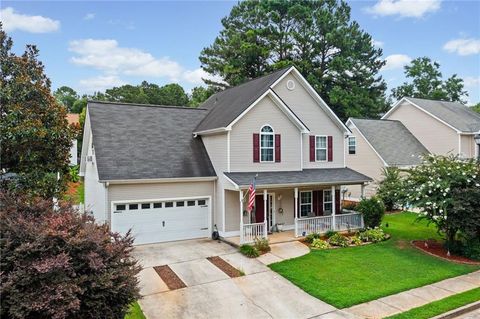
[406,97,480,133]
[88,101,216,181]
[350,118,429,166]
[224,168,372,188]
[194,67,291,132]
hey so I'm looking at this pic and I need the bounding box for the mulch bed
[207,256,243,278]
[412,240,480,265]
[153,265,187,290]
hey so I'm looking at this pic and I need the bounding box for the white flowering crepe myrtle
[404,154,480,245]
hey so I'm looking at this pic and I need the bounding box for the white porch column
[331,185,336,231]
[361,184,366,199]
[239,190,244,244]
[263,189,268,239]
[294,187,298,237]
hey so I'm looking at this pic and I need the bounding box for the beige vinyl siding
[460,134,476,158]
[345,126,385,199]
[229,95,302,172]
[385,101,458,155]
[107,181,214,226]
[273,73,345,169]
[225,190,240,232]
[202,133,228,231]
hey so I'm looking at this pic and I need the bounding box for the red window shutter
[335,190,341,214]
[274,134,281,162]
[309,135,315,162]
[253,133,260,163]
[319,190,324,215]
[328,136,333,162]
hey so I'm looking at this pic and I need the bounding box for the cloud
[365,0,441,18]
[0,7,60,33]
[463,76,480,88]
[372,39,384,48]
[79,75,126,93]
[83,13,95,20]
[382,54,412,71]
[443,38,480,56]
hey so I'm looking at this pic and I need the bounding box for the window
[187,200,196,206]
[315,136,327,161]
[300,191,312,217]
[129,204,138,210]
[165,202,173,208]
[116,204,126,211]
[153,202,162,208]
[348,137,356,155]
[260,125,274,162]
[176,201,185,207]
[323,190,332,214]
[141,203,151,209]
[198,199,206,206]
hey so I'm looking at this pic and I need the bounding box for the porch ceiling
[224,168,372,189]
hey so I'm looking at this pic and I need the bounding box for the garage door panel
[112,198,209,245]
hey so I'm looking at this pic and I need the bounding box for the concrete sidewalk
[345,271,480,319]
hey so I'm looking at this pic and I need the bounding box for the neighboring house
[345,118,429,199]
[382,97,480,159]
[79,66,371,245]
[67,113,79,165]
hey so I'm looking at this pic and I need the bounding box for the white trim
[346,119,389,167]
[271,66,350,133]
[260,124,275,163]
[223,174,240,190]
[458,133,462,155]
[299,190,313,218]
[101,176,217,184]
[382,97,462,133]
[315,135,328,162]
[193,127,230,136]
[300,132,303,169]
[79,108,91,176]
[237,180,370,190]
[343,133,347,168]
[227,131,231,172]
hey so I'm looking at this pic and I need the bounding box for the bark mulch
[207,256,243,278]
[153,265,187,290]
[412,240,480,265]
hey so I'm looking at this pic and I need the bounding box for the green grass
[386,287,480,319]
[269,212,479,308]
[124,302,145,319]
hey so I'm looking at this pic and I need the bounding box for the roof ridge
[88,100,208,110]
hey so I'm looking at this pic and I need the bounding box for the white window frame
[300,191,312,217]
[323,189,333,214]
[315,135,327,162]
[348,136,356,155]
[260,125,275,163]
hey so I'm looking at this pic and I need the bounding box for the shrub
[328,233,349,247]
[377,167,406,211]
[69,165,80,183]
[311,239,330,249]
[350,236,362,246]
[462,239,480,261]
[356,196,385,228]
[305,232,321,243]
[253,237,271,253]
[0,191,140,319]
[325,230,338,239]
[239,244,259,258]
[358,228,386,243]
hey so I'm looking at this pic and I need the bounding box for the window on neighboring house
[260,125,274,162]
[316,136,327,161]
[348,136,356,155]
[324,190,332,214]
[300,191,312,217]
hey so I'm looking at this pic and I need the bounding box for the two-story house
[79,66,371,245]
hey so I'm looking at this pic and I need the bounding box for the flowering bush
[377,167,407,211]
[403,154,480,246]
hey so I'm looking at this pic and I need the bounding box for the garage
[111,198,210,245]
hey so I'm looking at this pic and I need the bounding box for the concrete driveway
[134,239,357,319]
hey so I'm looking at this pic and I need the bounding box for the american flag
[247,177,256,213]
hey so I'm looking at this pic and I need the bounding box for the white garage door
[111,198,210,245]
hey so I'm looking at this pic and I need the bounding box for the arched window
[260,125,274,162]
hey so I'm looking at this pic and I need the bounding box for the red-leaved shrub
[0,191,140,319]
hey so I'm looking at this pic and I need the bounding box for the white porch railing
[241,222,267,244]
[295,212,364,237]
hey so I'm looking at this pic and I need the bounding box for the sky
[1,0,479,105]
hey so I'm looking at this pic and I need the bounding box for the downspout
[104,182,109,226]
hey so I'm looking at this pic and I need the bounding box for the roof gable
[348,118,429,166]
[87,101,216,181]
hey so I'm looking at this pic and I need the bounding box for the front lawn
[269,212,479,308]
[125,302,145,319]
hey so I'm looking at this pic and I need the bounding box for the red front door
[254,195,268,223]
